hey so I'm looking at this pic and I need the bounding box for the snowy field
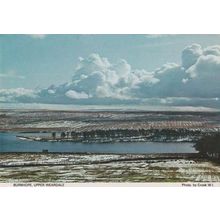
[0,153,220,183]
[1,110,219,137]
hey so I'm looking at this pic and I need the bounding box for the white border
[0,182,219,187]
[0,0,220,34]
[1,186,220,220]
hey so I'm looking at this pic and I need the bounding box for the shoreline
[16,134,195,144]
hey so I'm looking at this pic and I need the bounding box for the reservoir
[0,132,197,154]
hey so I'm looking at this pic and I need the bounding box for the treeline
[51,128,204,140]
[194,133,220,154]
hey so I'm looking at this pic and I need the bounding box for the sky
[0,34,220,109]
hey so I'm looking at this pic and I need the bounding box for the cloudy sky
[0,34,220,109]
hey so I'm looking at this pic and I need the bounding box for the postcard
[0,34,220,185]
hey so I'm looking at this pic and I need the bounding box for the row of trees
[51,128,202,140]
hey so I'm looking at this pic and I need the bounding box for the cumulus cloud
[181,44,203,69]
[53,53,159,100]
[183,45,220,97]
[52,47,220,102]
[1,43,220,108]
[203,45,220,56]
[186,54,220,78]
[65,90,89,99]
[0,88,37,102]
[0,88,36,97]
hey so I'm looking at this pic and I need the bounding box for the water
[0,132,197,153]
